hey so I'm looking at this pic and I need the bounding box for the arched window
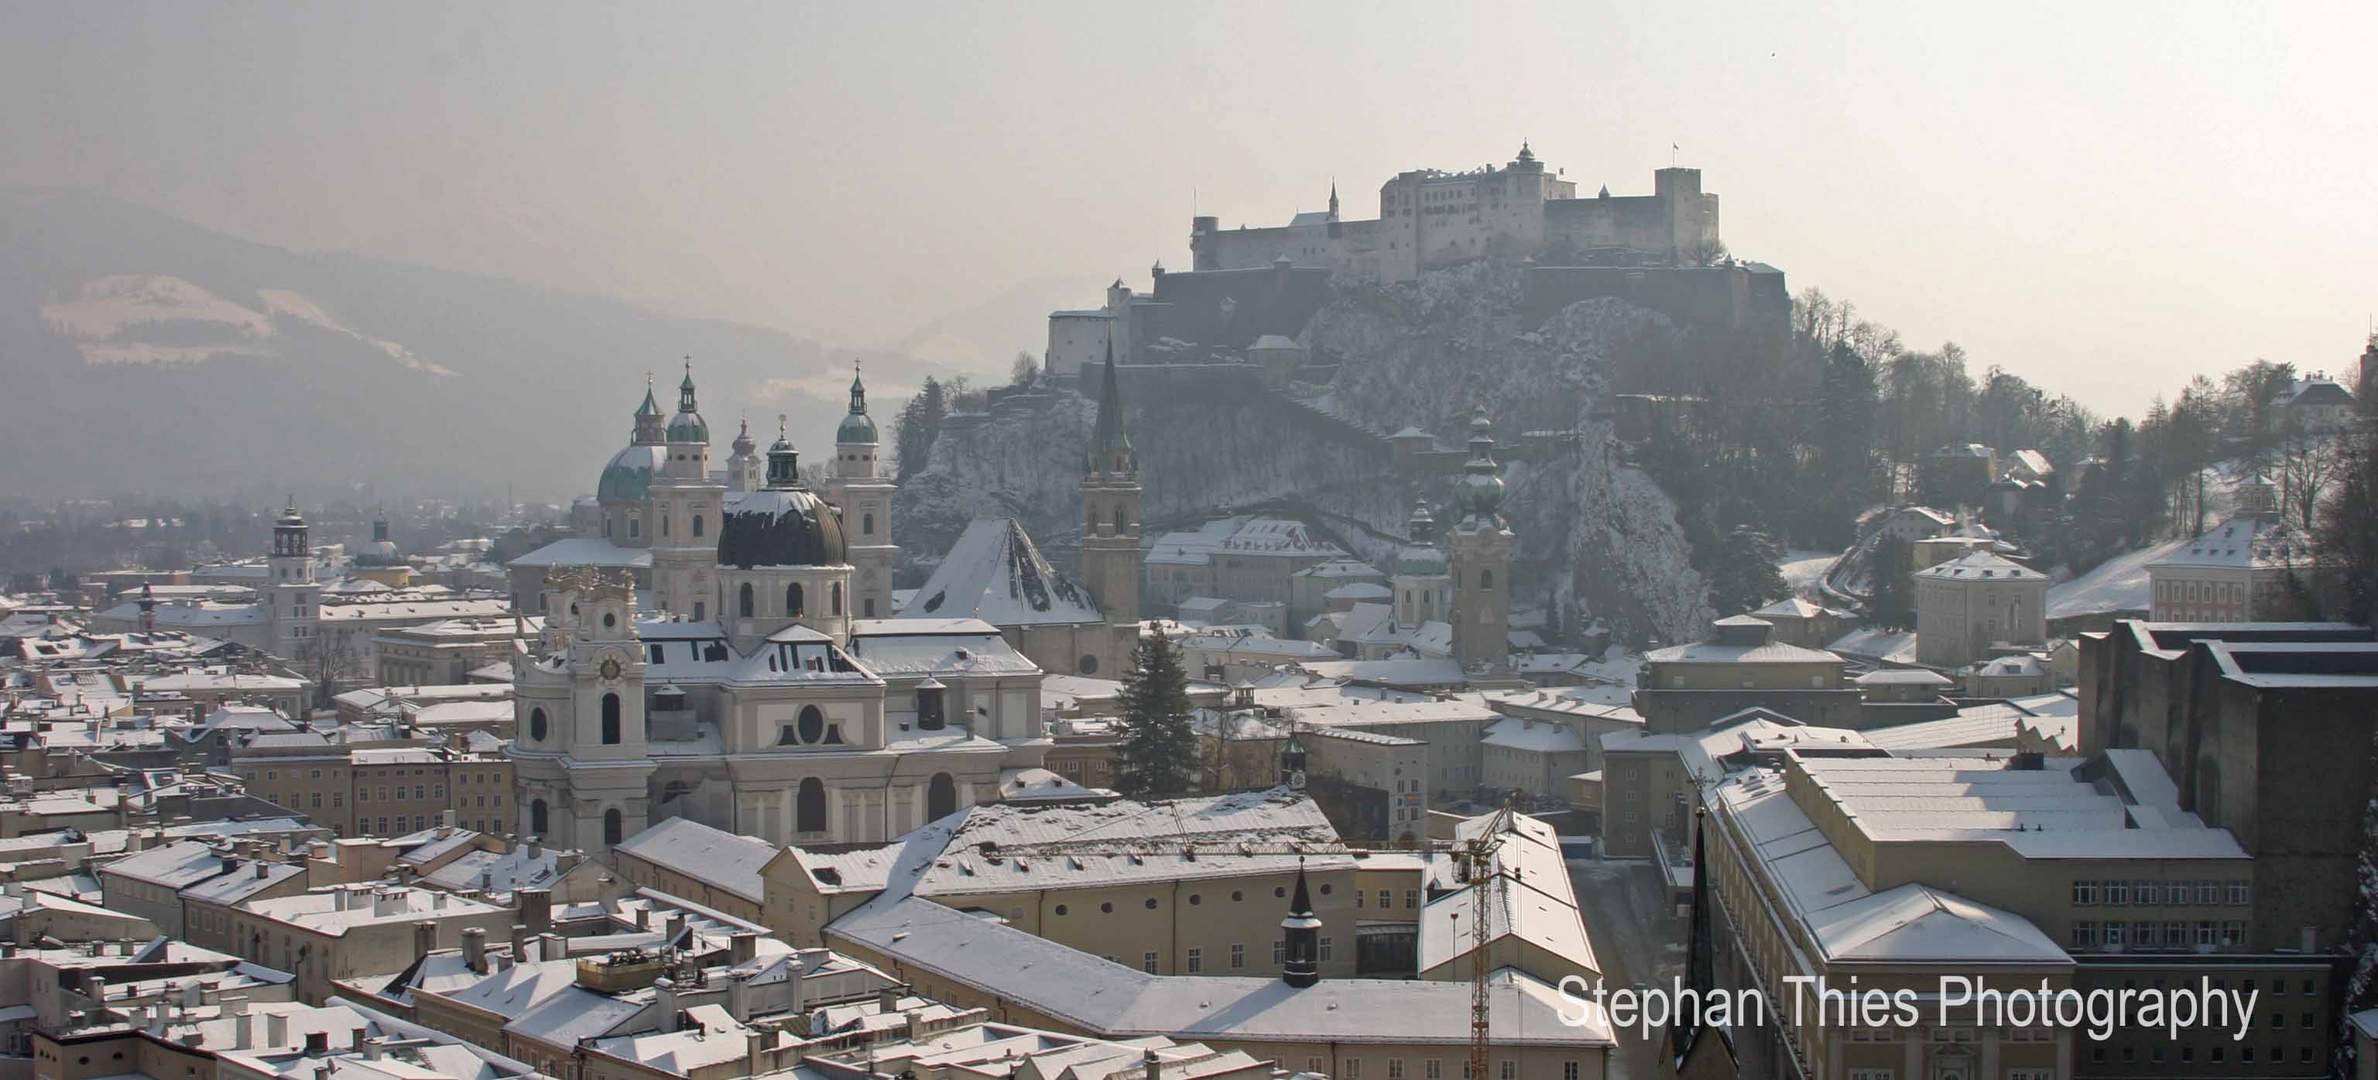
[603,808,623,846]
[1479,569,1494,590]
[530,799,549,837]
[691,514,704,538]
[796,778,826,834]
[927,773,958,821]
[797,704,825,745]
[786,583,804,617]
[528,707,548,741]
[738,583,755,617]
[862,512,875,536]
[831,582,843,615]
[600,693,622,744]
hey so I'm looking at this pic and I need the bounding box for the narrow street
[1572,857,1689,1079]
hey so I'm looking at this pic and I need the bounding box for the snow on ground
[2046,536,2190,621]
[1779,549,1842,596]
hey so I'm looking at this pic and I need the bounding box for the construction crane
[1453,804,1516,1080]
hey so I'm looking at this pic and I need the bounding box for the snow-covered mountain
[897,263,1714,644]
[0,189,978,502]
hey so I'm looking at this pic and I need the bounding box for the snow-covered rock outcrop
[896,263,1713,644]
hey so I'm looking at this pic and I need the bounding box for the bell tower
[650,359,725,619]
[509,568,654,853]
[267,500,322,662]
[1448,407,1514,674]
[823,366,898,620]
[1080,338,1142,626]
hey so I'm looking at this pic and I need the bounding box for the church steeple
[1280,861,1321,988]
[837,362,880,447]
[1087,337,1134,477]
[666,360,710,445]
[1327,180,1340,221]
[765,416,803,489]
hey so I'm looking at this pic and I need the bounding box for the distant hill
[0,189,990,503]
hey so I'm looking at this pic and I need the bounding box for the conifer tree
[1115,631,1198,799]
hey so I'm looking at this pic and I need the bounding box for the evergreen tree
[1813,342,1880,545]
[2318,369,2378,625]
[891,376,948,481]
[1115,631,1198,799]
[1866,534,1914,629]
[1706,525,1788,616]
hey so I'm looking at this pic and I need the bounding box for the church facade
[508,360,1136,853]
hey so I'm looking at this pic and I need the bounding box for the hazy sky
[5,1,2372,415]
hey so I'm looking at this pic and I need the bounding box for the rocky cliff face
[896,263,1713,645]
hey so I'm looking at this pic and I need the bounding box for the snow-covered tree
[1115,631,1198,800]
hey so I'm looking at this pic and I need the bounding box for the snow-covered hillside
[896,263,1714,645]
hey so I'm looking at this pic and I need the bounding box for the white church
[506,357,1142,853]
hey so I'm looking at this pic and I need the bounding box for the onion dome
[838,367,879,445]
[716,424,848,568]
[1406,497,1436,543]
[1456,406,1506,525]
[665,361,710,444]
[731,417,756,458]
[597,443,668,503]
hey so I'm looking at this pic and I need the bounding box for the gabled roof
[901,519,1104,626]
[1914,551,2046,582]
[613,817,775,904]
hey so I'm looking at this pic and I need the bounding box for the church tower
[1080,339,1142,625]
[267,501,321,662]
[1392,497,1451,628]
[822,366,898,620]
[1280,862,1322,989]
[648,361,726,620]
[726,418,762,493]
[509,568,654,853]
[1447,407,1513,673]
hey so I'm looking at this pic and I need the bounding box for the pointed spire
[677,357,698,412]
[1327,180,1340,219]
[637,372,662,417]
[849,360,868,415]
[1087,333,1134,475]
[1280,858,1321,988]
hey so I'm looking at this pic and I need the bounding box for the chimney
[730,932,757,966]
[663,912,685,945]
[304,1031,328,1055]
[652,978,679,1032]
[525,837,543,861]
[266,1011,289,1047]
[877,986,899,1013]
[413,920,438,961]
[633,907,651,931]
[231,1012,252,1050]
[725,971,751,1022]
[372,890,402,918]
[508,923,528,961]
[461,927,487,973]
[537,932,564,962]
[904,1009,925,1042]
[745,1029,769,1075]
[254,861,269,880]
[521,888,552,934]
[1144,1047,1164,1080]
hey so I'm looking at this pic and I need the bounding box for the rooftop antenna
[1671,141,1680,166]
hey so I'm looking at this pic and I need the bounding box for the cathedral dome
[716,487,848,568]
[666,365,710,444]
[837,410,879,445]
[598,443,668,504]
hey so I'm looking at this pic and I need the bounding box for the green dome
[837,410,879,444]
[666,412,710,443]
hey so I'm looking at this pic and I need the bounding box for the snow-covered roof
[1645,637,1841,665]
[847,620,1040,678]
[507,537,653,570]
[612,817,776,904]
[914,788,1346,895]
[901,519,1104,626]
[1481,717,1588,754]
[1914,551,2047,582]
[2151,514,2315,571]
[1852,668,1954,687]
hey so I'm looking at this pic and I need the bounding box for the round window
[1054,904,1068,916]
[1144,898,1158,910]
[1078,654,1099,674]
[1100,902,1114,914]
